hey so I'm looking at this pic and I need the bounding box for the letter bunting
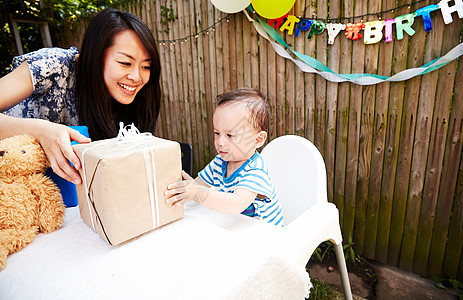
[262,0,463,45]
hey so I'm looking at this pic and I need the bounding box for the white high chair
[261,135,353,300]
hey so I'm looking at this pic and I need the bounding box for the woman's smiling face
[103,29,151,105]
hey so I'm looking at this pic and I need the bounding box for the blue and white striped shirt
[199,152,284,227]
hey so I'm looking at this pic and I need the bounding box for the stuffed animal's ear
[0,135,49,175]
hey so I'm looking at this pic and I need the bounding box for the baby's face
[213,105,258,164]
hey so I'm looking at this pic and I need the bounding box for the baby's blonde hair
[216,88,269,132]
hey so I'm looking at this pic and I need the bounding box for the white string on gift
[80,122,159,233]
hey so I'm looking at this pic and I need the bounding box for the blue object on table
[45,126,89,207]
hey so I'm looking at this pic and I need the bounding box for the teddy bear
[0,135,65,270]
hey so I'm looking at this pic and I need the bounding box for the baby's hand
[165,171,196,207]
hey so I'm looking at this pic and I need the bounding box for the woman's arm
[0,62,33,112]
[0,62,91,184]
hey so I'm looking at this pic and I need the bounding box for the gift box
[73,126,183,245]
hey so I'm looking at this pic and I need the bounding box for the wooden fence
[111,0,463,280]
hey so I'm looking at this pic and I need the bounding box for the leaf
[435,282,448,290]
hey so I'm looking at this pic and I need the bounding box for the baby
[165,88,284,226]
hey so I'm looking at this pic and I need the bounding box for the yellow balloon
[251,0,296,19]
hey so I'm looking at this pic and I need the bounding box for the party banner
[266,0,462,44]
[243,10,463,85]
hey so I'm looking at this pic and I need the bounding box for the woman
[0,8,161,185]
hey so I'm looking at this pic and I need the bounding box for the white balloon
[209,0,251,13]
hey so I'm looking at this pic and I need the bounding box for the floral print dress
[4,47,79,126]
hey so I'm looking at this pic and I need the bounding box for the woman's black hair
[75,8,161,140]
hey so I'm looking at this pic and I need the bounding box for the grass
[308,277,348,300]
[307,238,377,300]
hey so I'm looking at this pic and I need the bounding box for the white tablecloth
[0,206,310,299]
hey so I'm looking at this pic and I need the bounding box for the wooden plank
[343,0,366,242]
[375,0,410,264]
[193,0,208,168]
[147,2,167,138]
[153,1,173,139]
[445,145,463,281]
[206,1,218,102]
[355,0,381,257]
[214,11,225,95]
[367,0,395,262]
[442,53,463,279]
[323,1,342,224]
[413,18,460,276]
[166,0,181,142]
[258,21,268,106]
[325,2,354,211]
[180,0,200,173]
[143,1,163,137]
[160,0,179,141]
[429,106,463,275]
[427,17,463,277]
[399,11,444,272]
[177,2,189,142]
[171,0,187,142]
[143,1,161,137]
[459,247,463,281]
[200,0,214,160]
[324,0,341,226]
[319,2,335,202]
[303,3,316,145]
[188,0,204,171]
[222,15,231,92]
[176,0,192,146]
[267,29,277,141]
[249,12,259,90]
[206,0,218,154]
[386,0,429,266]
[229,15,237,90]
[314,1,327,154]
[294,0,306,137]
[276,48,286,137]
[285,10,296,135]
[235,12,244,88]
[242,11,252,88]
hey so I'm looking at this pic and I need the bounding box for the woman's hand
[0,115,91,184]
[34,120,91,184]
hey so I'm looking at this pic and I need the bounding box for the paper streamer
[243,10,463,86]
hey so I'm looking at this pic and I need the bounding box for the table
[0,205,310,299]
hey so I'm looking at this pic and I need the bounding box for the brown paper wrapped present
[73,126,183,245]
